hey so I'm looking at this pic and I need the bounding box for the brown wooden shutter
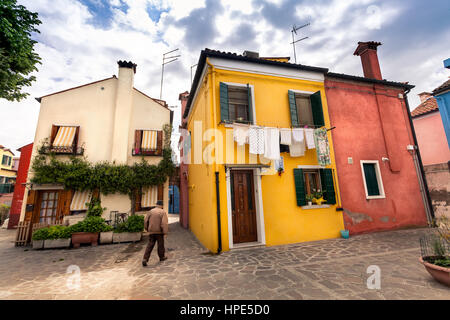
[62,190,73,216]
[134,130,142,155]
[73,127,80,153]
[157,184,164,202]
[50,125,59,146]
[24,190,37,222]
[156,130,163,155]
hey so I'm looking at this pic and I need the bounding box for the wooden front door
[231,170,257,244]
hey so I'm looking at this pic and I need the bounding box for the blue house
[433,59,450,149]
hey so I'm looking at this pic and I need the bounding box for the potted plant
[113,215,144,243]
[44,225,72,249]
[306,194,314,206]
[419,216,450,286]
[69,216,110,248]
[99,223,114,244]
[31,227,48,249]
[313,189,325,205]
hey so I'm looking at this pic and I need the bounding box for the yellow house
[182,49,344,252]
[20,61,172,225]
[0,146,16,186]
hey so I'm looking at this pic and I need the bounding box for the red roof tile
[411,97,439,118]
[432,79,450,95]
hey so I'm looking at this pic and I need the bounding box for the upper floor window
[47,125,82,155]
[133,129,163,156]
[2,155,11,166]
[288,90,324,128]
[219,82,254,124]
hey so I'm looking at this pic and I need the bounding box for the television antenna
[190,63,198,86]
[291,23,310,64]
[160,48,180,99]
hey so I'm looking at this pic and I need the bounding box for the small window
[49,125,81,154]
[133,130,163,156]
[219,82,253,124]
[295,94,314,126]
[2,155,10,166]
[228,86,250,123]
[303,169,322,196]
[361,161,385,199]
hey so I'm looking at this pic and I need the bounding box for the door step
[231,242,265,250]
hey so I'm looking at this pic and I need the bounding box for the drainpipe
[206,58,222,254]
[403,89,435,224]
[215,172,222,254]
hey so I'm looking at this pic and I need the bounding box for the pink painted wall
[413,112,450,166]
[178,92,189,229]
[325,78,428,234]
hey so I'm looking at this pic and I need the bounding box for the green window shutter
[363,163,380,196]
[219,82,229,122]
[247,84,253,123]
[320,169,336,204]
[293,168,307,206]
[310,91,325,127]
[288,90,299,127]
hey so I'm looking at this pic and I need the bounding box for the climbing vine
[30,125,176,213]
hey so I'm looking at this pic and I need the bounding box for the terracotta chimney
[418,92,432,103]
[353,41,382,80]
[178,91,189,126]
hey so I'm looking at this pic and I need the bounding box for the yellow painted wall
[187,63,344,252]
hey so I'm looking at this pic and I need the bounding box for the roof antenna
[291,23,310,64]
[160,48,180,99]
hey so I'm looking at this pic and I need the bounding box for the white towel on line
[292,128,304,143]
[304,128,315,149]
[280,128,292,145]
[263,127,281,160]
[248,126,265,155]
[233,124,249,146]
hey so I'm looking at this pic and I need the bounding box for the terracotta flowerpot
[419,257,450,287]
[71,232,99,248]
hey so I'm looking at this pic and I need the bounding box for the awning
[141,130,158,150]
[141,186,158,208]
[70,191,91,211]
[53,126,77,147]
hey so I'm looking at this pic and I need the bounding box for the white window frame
[360,160,385,199]
[222,82,256,125]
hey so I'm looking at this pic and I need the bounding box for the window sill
[301,204,331,210]
[365,195,386,200]
[222,121,254,127]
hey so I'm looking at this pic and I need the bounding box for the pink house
[324,42,431,234]
[178,91,190,229]
[412,92,450,218]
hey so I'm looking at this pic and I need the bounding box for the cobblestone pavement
[0,216,448,300]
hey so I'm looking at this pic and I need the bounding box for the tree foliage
[0,0,41,101]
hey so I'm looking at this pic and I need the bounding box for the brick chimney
[353,41,382,80]
[418,92,433,103]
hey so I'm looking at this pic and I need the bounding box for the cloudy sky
[1,0,449,157]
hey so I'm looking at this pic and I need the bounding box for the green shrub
[32,227,49,240]
[32,225,71,240]
[69,216,112,234]
[115,215,144,233]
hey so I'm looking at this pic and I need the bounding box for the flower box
[44,238,71,249]
[71,232,99,248]
[32,240,44,250]
[420,257,450,287]
[112,232,142,244]
[100,231,113,244]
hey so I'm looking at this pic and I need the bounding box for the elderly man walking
[142,200,169,266]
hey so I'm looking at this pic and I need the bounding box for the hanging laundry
[264,127,281,160]
[304,128,315,149]
[233,124,249,146]
[292,128,304,143]
[248,126,265,155]
[314,128,331,166]
[289,128,305,157]
[280,128,292,145]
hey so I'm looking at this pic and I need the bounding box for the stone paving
[0,216,449,300]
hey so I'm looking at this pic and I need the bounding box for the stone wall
[424,162,450,219]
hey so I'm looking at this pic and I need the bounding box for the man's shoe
[142,260,148,267]
[160,256,168,262]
